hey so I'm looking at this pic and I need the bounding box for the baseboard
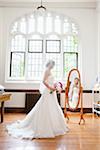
[84,108,92,113]
[0,107,92,113]
[63,108,92,113]
[4,107,25,113]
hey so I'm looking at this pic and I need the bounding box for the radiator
[25,92,60,114]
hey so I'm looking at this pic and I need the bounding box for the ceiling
[0,0,96,3]
[0,0,97,8]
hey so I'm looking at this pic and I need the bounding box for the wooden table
[0,94,11,123]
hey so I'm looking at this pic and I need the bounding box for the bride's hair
[46,60,55,68]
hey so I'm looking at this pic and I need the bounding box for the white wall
[97,1,100,77]
[0,3,98,108]
[0,8,3,84]
[60,93,93,108]
[52,8,97,89]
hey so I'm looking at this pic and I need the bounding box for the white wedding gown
[69,86,79,108]
[6,75,68,139]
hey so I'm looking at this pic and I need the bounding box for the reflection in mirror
[68,77,80,109]
[68,70,80,109]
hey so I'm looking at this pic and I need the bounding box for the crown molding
[0,2,96,9]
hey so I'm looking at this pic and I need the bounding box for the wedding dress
[6,75,68,139]
[69,86,79,108]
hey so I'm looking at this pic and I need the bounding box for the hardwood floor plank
[0,113,99,150]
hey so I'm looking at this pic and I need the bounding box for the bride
[6,60,68,139]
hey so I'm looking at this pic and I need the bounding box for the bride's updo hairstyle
[46,60,55,69]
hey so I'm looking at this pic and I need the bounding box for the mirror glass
[68,70,80,109]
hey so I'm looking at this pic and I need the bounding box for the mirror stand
[64,69,85,125]
[78,87,85,124]
[64,86,85,124]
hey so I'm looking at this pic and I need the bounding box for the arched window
[9,12,79,81]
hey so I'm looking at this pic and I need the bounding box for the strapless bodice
[39,75,54,94]
[46,75,54,86]
[73,87,79,94]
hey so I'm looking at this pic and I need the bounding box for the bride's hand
[50,87,56,91]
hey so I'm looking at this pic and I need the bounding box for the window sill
[5,80,41,84]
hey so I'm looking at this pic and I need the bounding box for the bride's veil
[39,60,55,94]
[39,61,48,94]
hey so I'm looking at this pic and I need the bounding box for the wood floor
[0,113,100,150]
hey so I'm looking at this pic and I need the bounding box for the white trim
[0,2,96,9]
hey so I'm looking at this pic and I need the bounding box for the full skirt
[6,90,68,139]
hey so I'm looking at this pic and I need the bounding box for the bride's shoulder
[44,68,50,75]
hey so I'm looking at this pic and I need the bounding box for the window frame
[46,40,61,53]
[7,12,79,82]
[28,39,43,53]
[63,52,78,77]
[10,51,25,78]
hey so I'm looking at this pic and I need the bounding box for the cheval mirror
[64,69,85,124]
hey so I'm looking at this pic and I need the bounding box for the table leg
[1,101,4,123]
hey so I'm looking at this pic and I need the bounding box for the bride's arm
[43,70,56,91]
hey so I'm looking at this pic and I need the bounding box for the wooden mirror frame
[64,69,85,124]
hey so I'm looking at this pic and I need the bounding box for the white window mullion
[43,36,46,69]
[61,38,65,81]
[24,37,28,81]
[60,18,64,81]
[52,16,55,33]
[43,15,46,68]
[24,16,29,81]
[35,14,38,33]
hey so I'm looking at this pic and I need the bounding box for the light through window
[46,40,61,53]
[28,40,43,53]
[9,12,79,81]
